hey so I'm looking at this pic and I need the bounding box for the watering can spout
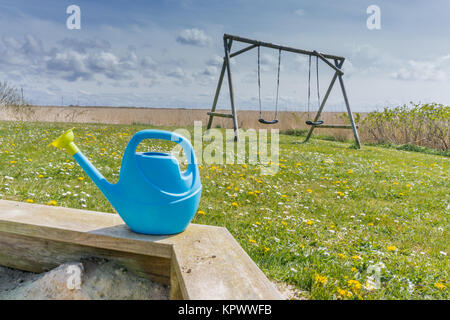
[49,128,115,200]
[48,128,80,156]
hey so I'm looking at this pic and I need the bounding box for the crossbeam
[207,112,233,118]
[309,125,359,129]
[224,34,345,61]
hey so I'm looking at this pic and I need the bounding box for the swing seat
[259,118,279,125]
[305,120,324,126]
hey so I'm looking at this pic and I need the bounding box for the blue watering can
[49,128,202,235]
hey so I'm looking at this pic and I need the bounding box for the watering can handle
[124,129,197,167]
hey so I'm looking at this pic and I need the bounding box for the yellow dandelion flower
[434,282,446,290]
[47,200,57,206]
[10,160,16,164]
[264,247,270,253]
[306,189,312,193]
[38,174,44,178]
[351,267,357,272]
[78,177,84,181]
[387,245,397,252]
[26,199,34,203]
[337,288,348,297]
[314,274,328,285]
[338,253,346,259]
[352,255,360,260]
[197,210,205,215]
[348,280,362,292]
[306,220,314,225]
[249,239,256,244]
[348,169,353,174]
[231,202,238,207]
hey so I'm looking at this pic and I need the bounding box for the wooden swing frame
[206,34,361,148]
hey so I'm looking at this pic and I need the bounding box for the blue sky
[0,0,449,111]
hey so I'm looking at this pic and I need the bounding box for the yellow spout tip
[49,128,79,156]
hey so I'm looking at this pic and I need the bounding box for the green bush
[361,103,449,151]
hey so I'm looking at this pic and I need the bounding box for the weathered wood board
[0,200,282,300]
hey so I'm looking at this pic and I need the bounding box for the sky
[0,0,449,112]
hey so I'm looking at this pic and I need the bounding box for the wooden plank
[207,112,234,118]
[172,227,282,300]
[311,125,359,129]
[0,231,171,285]
[0,201,173,259]
[0,200,282,300]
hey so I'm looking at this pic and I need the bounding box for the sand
[0,258,169,300]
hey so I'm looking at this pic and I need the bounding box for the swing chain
[305,54,324,126]
[257,45,281,124]
[274,48,281,120]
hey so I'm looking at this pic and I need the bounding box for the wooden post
[224,37,239,141]
[335,59,361,148]
[206,60,226,130]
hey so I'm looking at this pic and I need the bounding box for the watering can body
[51,129,202,235]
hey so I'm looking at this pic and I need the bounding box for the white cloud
[176,28,211,47]
[57,38,111,53]
[207,55,223,67]
[0,34,159,82]
[391,55,450,81]
[201,66,218,76]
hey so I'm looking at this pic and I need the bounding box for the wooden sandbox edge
[0,200,282,300]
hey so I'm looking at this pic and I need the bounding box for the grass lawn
[0,120,448,299]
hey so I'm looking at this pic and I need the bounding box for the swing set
[206,34,361,148]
